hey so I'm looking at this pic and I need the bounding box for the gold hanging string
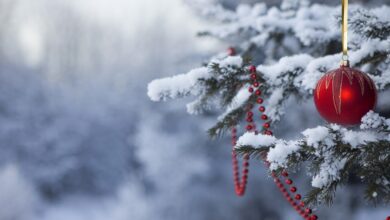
[341,0,349,64]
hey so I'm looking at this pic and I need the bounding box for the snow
[302,122,382,149]
[361,111,388,129]
[265,87,285,121]
[294,5,338,46]
[350,39,390,69]
[372,6,390,22]
[235,132,277,148]
[302,126,334,148]
[186,97,210,115]
[300,54,340,91]
[257,54,313,86]
[147,55,245,103]
[312,158,347,189]
[267,140,301,170]
[218,84,251,119]
[342,130,378,148]
[214,55,243,68]
[147,67,210,101]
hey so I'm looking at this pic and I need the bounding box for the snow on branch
[149,3,390,117]
[147,0,390,207]
[147,67,210,102]
[255,39,390,95]
[147,56,244,103]
[350,7,390,40]
[235,111,390,204]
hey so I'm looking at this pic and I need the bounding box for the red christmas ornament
[314,65,377,126]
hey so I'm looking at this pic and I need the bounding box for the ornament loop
[341,55,349,66]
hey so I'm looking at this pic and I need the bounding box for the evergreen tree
[148,0,390,218]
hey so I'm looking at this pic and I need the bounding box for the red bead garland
[231,125,250,196]
[227,47,236,56]
[230,65,318,220]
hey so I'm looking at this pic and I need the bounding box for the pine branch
[148,2,390,208]
[350,8,390,40]
[235,112,390,206]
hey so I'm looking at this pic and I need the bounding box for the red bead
[310,215,318,220]
[300,201,305,207]
[246,125,253,131]
[282,171,289,177]
[305,208,312,214]
[295,194,302,200]
[250,73,257,80]
[259,106,265,112]
[248,87,254,93]
[256,98,263,104]
[247,111,254,117]
[246,117,253,123]
[255,90,262,96]
[314,66,377,125]
[244,162,249,167]
[263,123,270,128]
[253,82,259,87]
[249,65,256,73]
[386,217,390,220]
[261,114,268,120]
[265,130,273,136]
[285,179,293,185]
[227,47,236,56]
[243,169,249,174]
[290,187,297,193]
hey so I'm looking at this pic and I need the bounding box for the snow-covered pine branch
[235,111,390,205]
[148,3,390,136]
[147,1,390,207]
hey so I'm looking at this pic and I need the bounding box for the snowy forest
[0,0,389,220]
